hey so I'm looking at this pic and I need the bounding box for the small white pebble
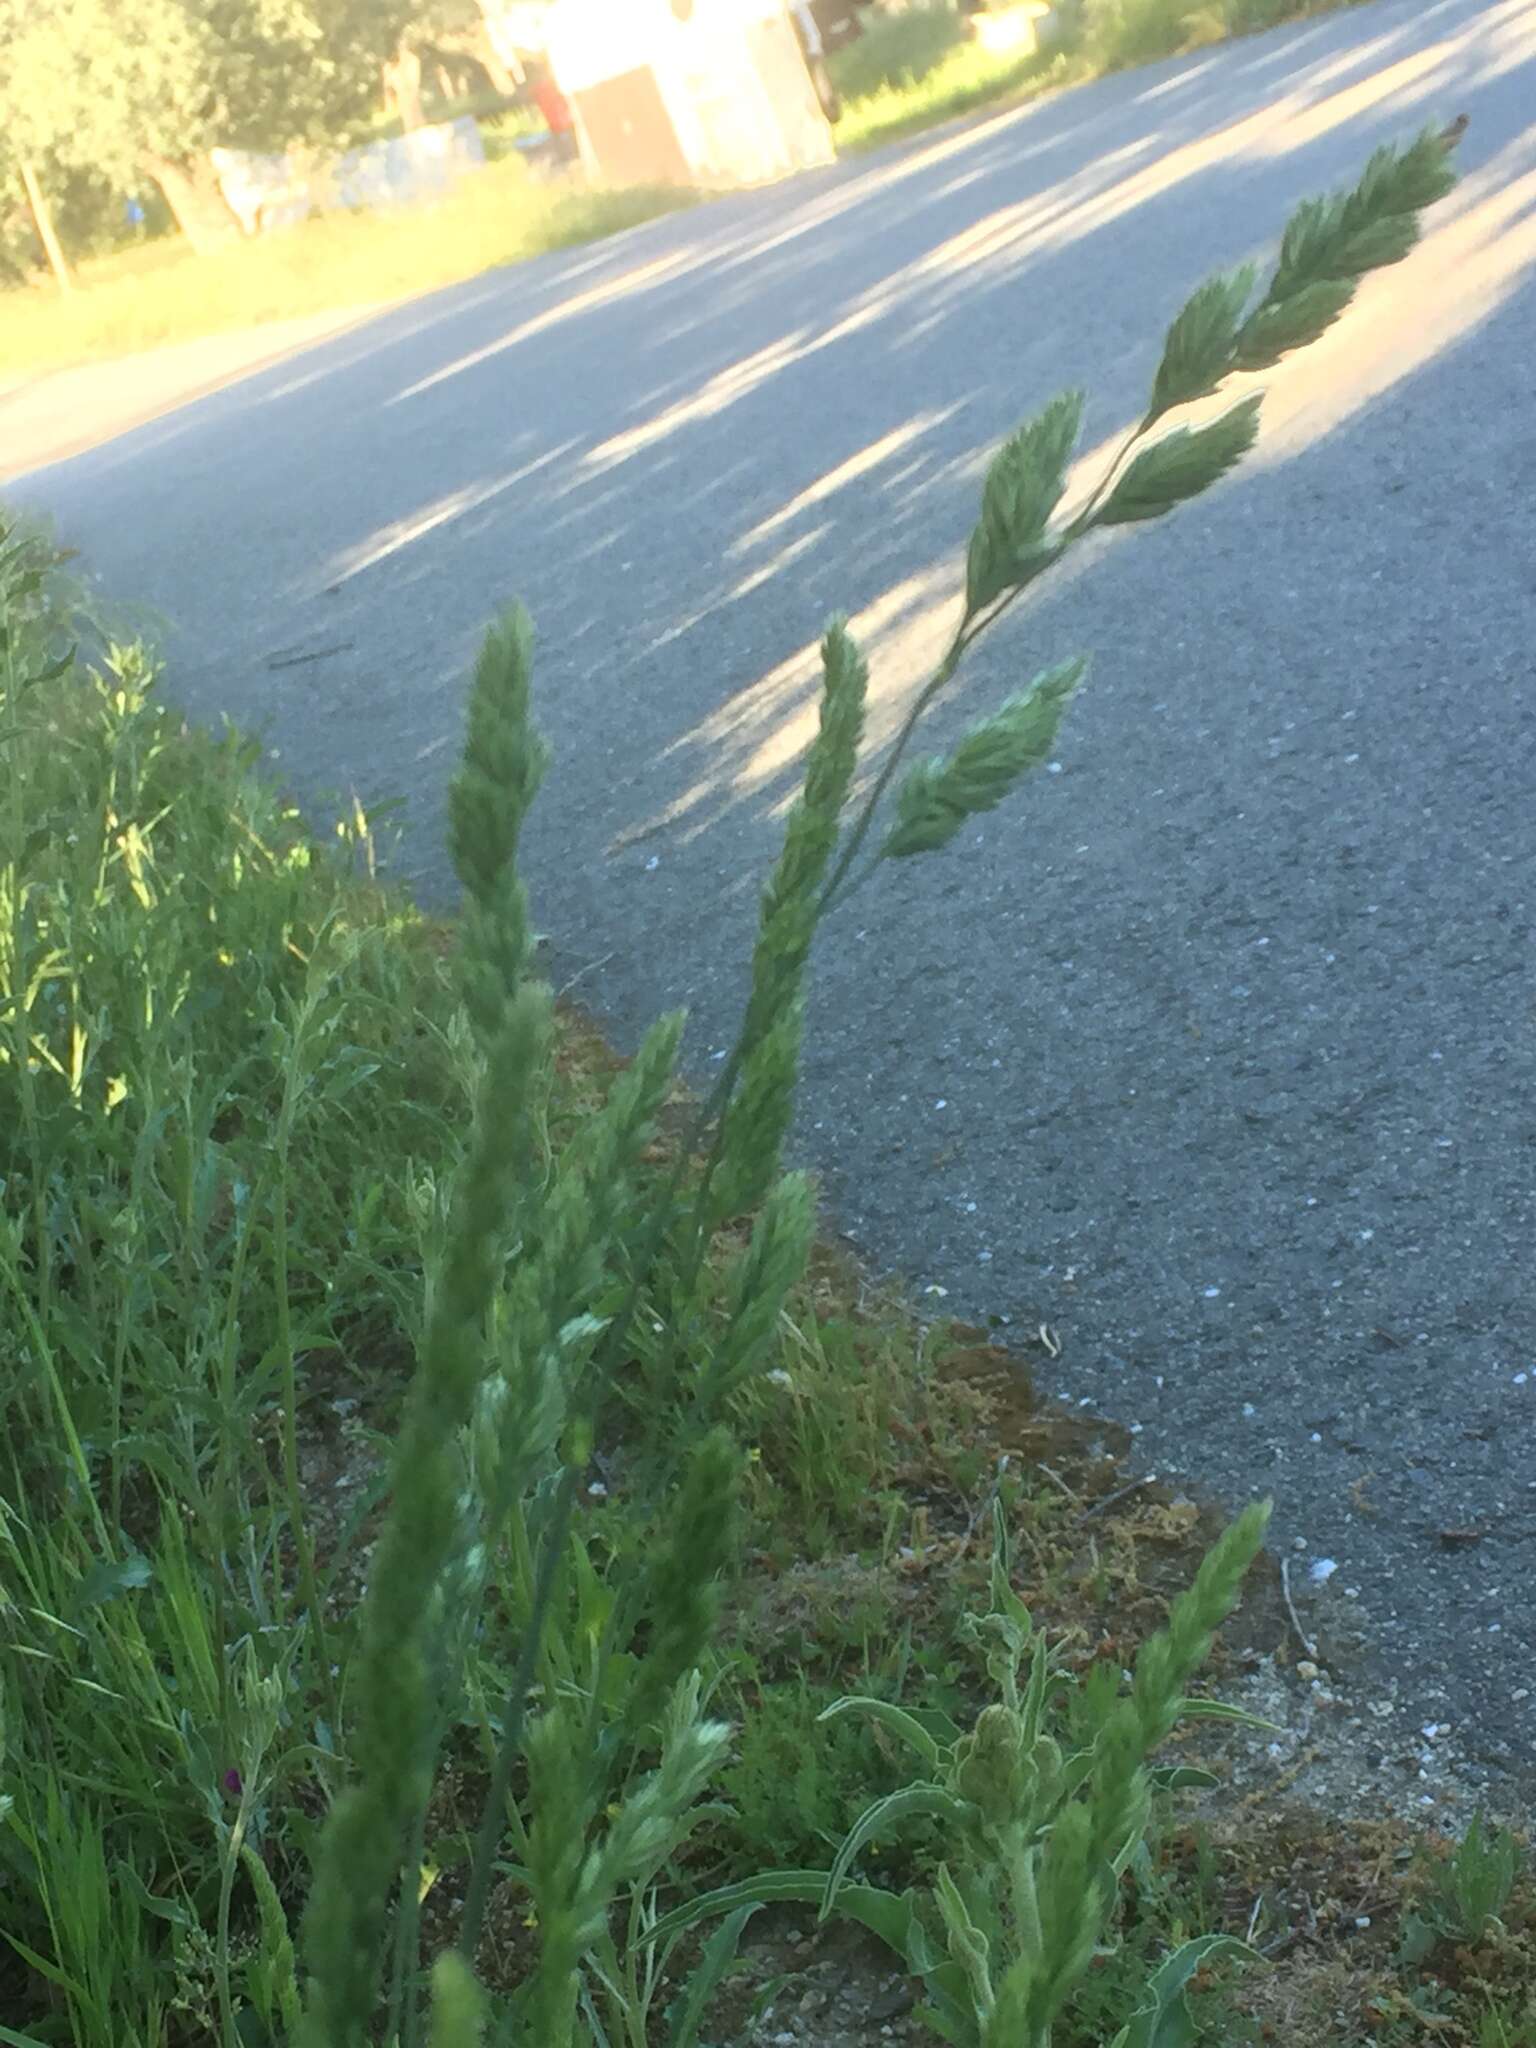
[1310,1558,1338,1583]
[1242,1401,1257,1417]
[1046,760,1063,775]
[586,1480,608,1498]
[1355,1915,1372,1929]
[1421,1723,1444,1741]
[1310,1432,1322,1443]
[1514,1373,1529,1386]
[645,855,660,871]
[935,1098,948,1110]
[1203,1285,1221,1299]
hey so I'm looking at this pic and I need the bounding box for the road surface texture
[0,306,388,481]
[10,0,1535,1788]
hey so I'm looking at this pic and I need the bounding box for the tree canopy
[0,0,415,244]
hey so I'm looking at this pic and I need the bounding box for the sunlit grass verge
[0,159,694,378]
[832,16,1065,153]
[829,0,1367,155]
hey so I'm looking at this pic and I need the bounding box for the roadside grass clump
[829,5,974,100]
[1063,0,1372,72]
[4,125,1517,2048]
[1399,1818,1526,1965]
[654,1501,1273,2047]
[829,12,1063,154]
[830,0,1369,154]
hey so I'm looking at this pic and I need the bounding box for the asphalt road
[10,0,1536,1786]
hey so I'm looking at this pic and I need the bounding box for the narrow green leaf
[817,1695,958,1768]
[1171,1696,1280,1731]
[645,1870,918,1953]
[114,1864,192,1928]
[33,647,75,685]
[69,1553,152,1614]
[0,1933,86,2000]
[1146,1765,1221,1793]
[645,1870,830,1945]
[812,1883,929,1972]
[823,1785,973,1917]
[987,1498,1031,1634]
[1116,1933,1261,2048]
[664,1902,762,2048]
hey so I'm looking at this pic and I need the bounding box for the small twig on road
[556,951,614,998]
[960,1454,1013,1546]
[1036,1460,1079,1504]
[1280,1555,1318,1659]
[1079,1472,1158,1524]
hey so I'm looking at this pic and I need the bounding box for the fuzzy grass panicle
[299,120,1459,2047]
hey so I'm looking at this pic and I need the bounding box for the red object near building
[532,73,574,134]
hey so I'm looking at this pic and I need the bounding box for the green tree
[0,0,412,251]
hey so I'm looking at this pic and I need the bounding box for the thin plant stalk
[272,992,340,1736]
